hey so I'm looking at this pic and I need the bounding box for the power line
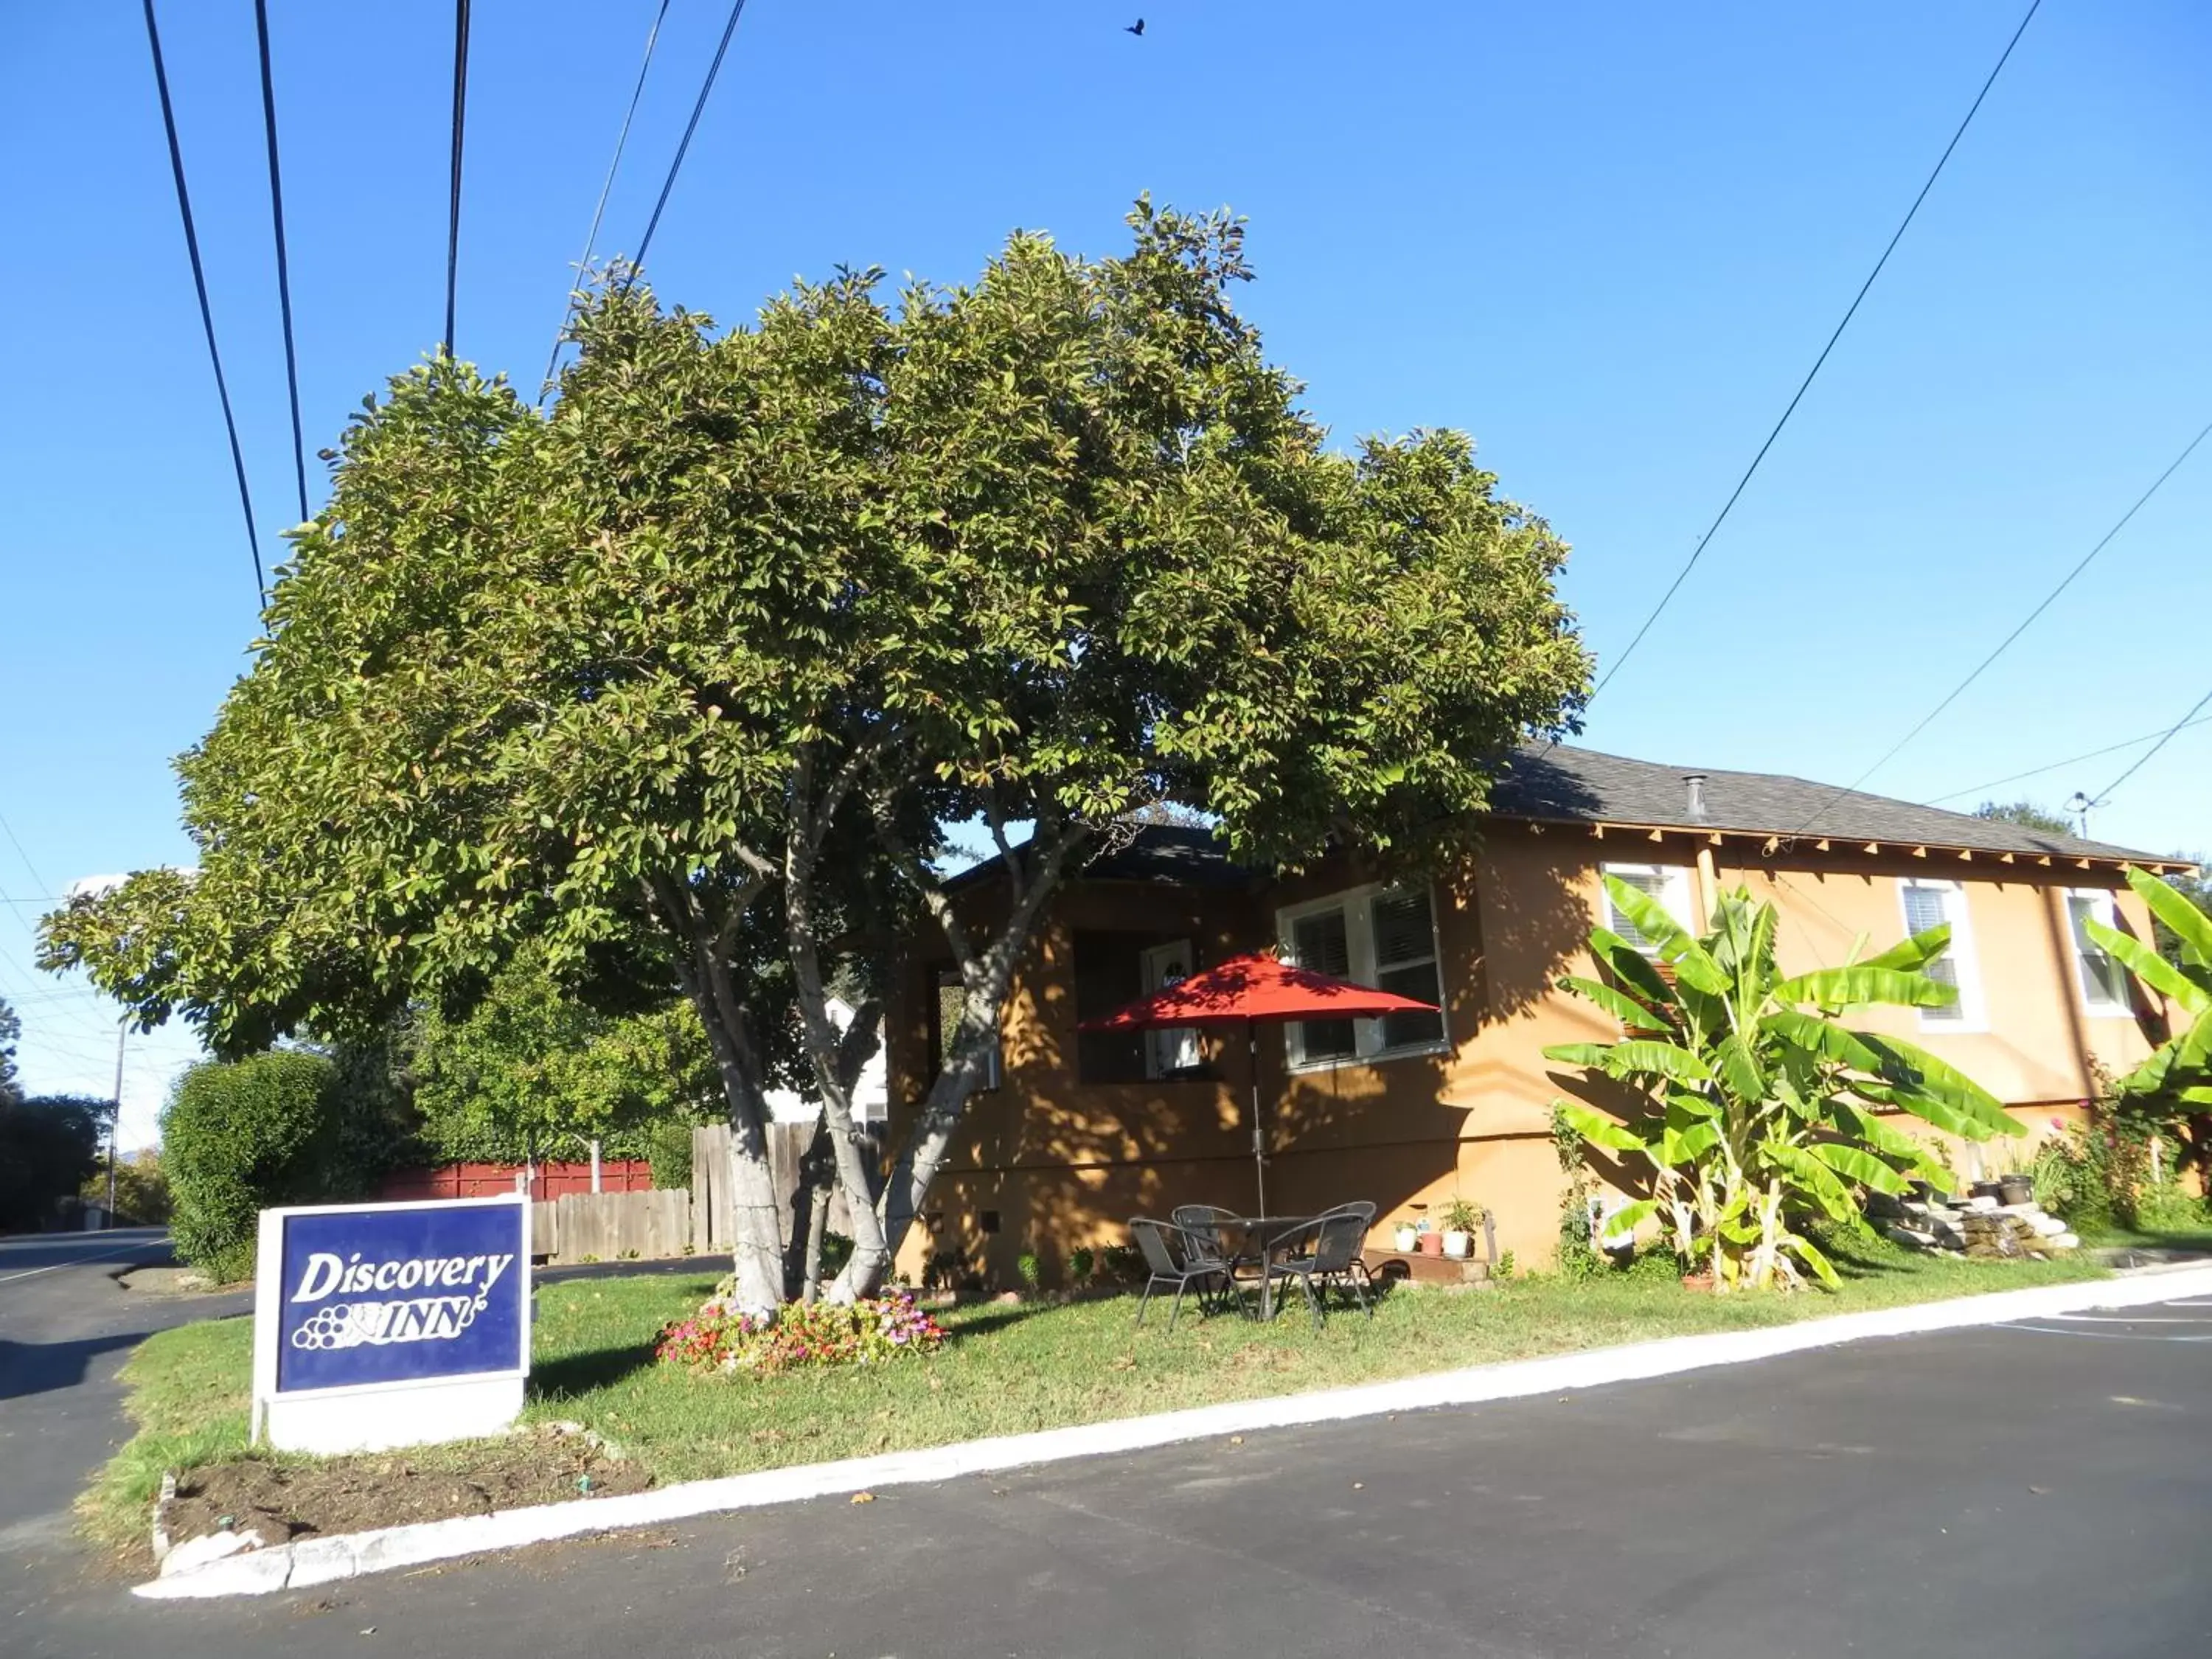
[2089,684,2212,810]
[443,0,473,357]
[629,0,750,280]
[1786,412,2212,833]
[254,0,309,525]
[543,0,672,395]
[1581,0,2041,713]
[141,0,267,605]
[1924,712,2212,806]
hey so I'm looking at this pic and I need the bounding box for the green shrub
[163,1052,356,1282]
[647,1119,696,1190]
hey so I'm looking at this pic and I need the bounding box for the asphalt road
[8,1253,2212,1658]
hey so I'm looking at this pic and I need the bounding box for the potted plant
[1392,1217,1421,1253]
[1416,1221,1444,1257]
[1439,1197,1485,1261]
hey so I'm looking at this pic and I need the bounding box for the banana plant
[2081,867,2212,1111]
[1545,877,2014,1292]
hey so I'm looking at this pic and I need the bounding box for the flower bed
[655,1288,947,1375]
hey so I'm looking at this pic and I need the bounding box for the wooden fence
[493,1124,883,1266]
[532,1188,692,1265]
[689,1122,875,1256]
[384,1159,656,1203]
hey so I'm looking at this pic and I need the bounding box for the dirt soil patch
[161,1428,653,1550]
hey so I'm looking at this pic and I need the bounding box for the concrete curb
[134,1263,2212,1601]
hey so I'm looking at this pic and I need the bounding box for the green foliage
[409,946,717,1166]
[41,201,1588,1310]
[1016,1250,1043,1292]
[83,1150,173,1225]
[2152,862,2212,971]
[1548,880,2010,1293]
[2034,1116,2208,1234]
[1439,1196,1485,1234]
[646,1118,697,1191]
[2090,868,2212,1120]
[162,1051,380,1282]
[1068,1245,1096,1283]
[1973,799,2076,838]
[0,1093,111,1231]
[0,992,18,1099]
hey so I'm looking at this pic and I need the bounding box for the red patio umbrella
[1078,951,1439,1217]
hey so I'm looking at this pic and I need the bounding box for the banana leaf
[1599,1197,1658,1241]
[1714,1030,1766,1102]
[1762,1139,1857,1220]
[1555,974,1666,1031]
[1603,875,1729,995]
[1831,1101,1947,1177]
[1774,964,1957,1011]
[1589,926,1674,1006]
[1551,1098,1651,1153]
[1855,922,1951,975]
[1858,1034,2013,1135]
[1853,1079,1994,1141]
[2083,916,2205,1012]
[1787,1230,1841,1289]
[2126,866,2212,973]
[1809,1140,1909,1194]
[1763,1009,1887,1074]
[1546,1038,1714,1086]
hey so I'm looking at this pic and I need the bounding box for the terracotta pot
[1416,1232,1444,1257]
[1680,1272,1715,1293]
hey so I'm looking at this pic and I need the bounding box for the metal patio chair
[1129,1218,1237,1330]
[1262,1202,1377,1329]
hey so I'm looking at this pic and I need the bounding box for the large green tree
[44,202,1589,1310]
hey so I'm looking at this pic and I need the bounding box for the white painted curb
[135,1263,2212,1601]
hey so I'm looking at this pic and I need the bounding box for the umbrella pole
[1248,1020,1266,1220]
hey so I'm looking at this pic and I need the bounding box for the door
[1140,940,1200,1079]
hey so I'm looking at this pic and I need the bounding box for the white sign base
[260,1376,526,1456]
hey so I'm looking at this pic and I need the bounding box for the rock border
[134,1262,2212,1601]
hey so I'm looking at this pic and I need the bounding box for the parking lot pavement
[10,1290,2209,1659]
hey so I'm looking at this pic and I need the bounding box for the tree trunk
[785,1113,834,1302]
[721,1116,787,1314]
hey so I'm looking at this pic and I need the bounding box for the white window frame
[1139,938,1202,1079]
[1275,882,1450,1070]
[2065,888,2135,1019]
[1599,863,1695,955]
[1896,877,1986,1033]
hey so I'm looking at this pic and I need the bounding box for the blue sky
[4,1,2208,1143]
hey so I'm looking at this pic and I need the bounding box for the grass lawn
[88,1239,2107,1557]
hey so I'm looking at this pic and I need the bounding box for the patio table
[1212,1215,1321,1322]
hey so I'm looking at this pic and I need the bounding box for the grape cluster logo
[290,1293,486,1350]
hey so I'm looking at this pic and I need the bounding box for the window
[2065,890,2133,1016]
[1600,863,1694,953]
[1071,932,1213,1084]
[1896,879,1983,1030]
[1277,884,1447,1067]
[933,967,1001,1091]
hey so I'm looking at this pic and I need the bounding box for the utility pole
[106,1020,125,1228]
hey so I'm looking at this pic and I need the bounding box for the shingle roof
[1492,743,2170,863]
[958,745,2177,891]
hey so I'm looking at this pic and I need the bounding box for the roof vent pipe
[1683,773,1709,823]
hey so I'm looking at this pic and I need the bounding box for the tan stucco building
[883,745,2186,1284]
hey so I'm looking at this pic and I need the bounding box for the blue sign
[274,1199,528,1394]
